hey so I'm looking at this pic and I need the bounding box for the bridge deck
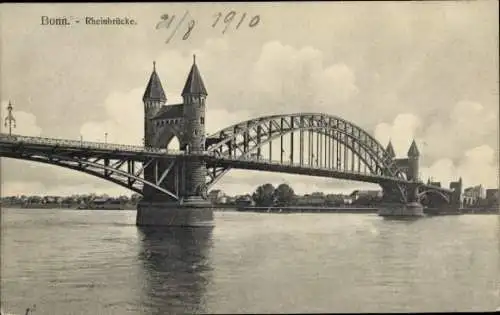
[0,133,452,194]
[0,133,183,157]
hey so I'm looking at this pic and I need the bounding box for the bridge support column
[378,183,424,218]
[136,201,213,227]
[136,158,213,227]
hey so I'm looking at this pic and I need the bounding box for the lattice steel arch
[1,152,180,200]
[207,112,405,174]
[417,189,450,203]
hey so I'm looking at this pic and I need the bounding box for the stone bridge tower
[181,55,210,206]
[142,62,167,201]
[137,58,213,227]
[407,139,420,182]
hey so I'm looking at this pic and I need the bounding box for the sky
[0,2,498,197]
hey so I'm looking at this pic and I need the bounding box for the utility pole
[4,100,16,136]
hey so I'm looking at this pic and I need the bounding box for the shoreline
[1,204,498,215]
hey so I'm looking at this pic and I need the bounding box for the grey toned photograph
[0,2,498,314]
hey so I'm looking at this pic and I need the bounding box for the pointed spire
[182,55,207,97]
[385,140,395,158]
[143,61,167,102]
[407,139,420,157]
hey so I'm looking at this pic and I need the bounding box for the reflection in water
[2,210,498,313]
[136,227,214,315]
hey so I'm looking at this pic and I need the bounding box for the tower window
[200,117,205,125]
[194,129,198,135]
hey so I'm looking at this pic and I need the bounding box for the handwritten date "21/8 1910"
[155,11,260,43]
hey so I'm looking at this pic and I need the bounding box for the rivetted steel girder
[207,113,404,180]
[1,151,179,200]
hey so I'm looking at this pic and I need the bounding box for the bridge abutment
[136,200,213,227]
[378,183,425,218]
[136,158,214,227]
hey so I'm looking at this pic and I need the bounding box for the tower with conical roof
[143,61,167,147]
[385,140,396,159]
[407,139,420,182]
[181,55,209,201]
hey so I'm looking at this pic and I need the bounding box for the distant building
[349,190,383,205]
[296,194,326,206]
[485,189,499,206]
[235,195,254,206]
[449,177,463,207]
[462,185,486,207]
[350,190,382,200]
[208,189,225,203]
[325,194,347,206]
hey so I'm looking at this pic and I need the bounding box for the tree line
[252,183,296,207]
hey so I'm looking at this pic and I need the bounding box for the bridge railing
[0,133,184,155]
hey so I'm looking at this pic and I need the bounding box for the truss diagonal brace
[156,160,175,186]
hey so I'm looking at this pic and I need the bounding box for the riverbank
[0,203,137,210]
[1,204,497,215]
[236,206,378,214]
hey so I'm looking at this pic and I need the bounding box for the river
[1,208,499,314]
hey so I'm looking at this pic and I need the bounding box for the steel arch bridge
[0,113,452,204]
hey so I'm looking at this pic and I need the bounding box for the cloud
[374,113,421,157]
[420,145,498,189]
[79,88,144,145]
[420,100,498,163]
[248,41,359,116]
[374,103,498,189]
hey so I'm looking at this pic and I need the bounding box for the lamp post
[80,135,83,146]
[104,132,108,144]
[4,100,16,136]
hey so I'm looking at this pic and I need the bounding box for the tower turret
[407,139,420,158]
[407,139,420,181]
[143,61,167,147]
[182,55,207,152]
[181,55,209,200]
[386,140,396,159]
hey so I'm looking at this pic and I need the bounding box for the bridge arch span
[417,189,450,204]
[205,113,407,200]
[207,113,403,177]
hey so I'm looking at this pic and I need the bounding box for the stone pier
[378,202,425,218]
[136,200,214,227]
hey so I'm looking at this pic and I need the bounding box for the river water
[1,208,499,314]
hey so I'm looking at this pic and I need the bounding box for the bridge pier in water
[136,158,213,227]
[378,140,425,218]
[378,183,424,217]
[137,56,213,227]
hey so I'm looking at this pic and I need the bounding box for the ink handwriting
[156,10,261,43]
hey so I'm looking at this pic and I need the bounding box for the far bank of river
[1,204,497,215]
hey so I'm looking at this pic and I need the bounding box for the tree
[252,183,276,207]
[274,183,295,206]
